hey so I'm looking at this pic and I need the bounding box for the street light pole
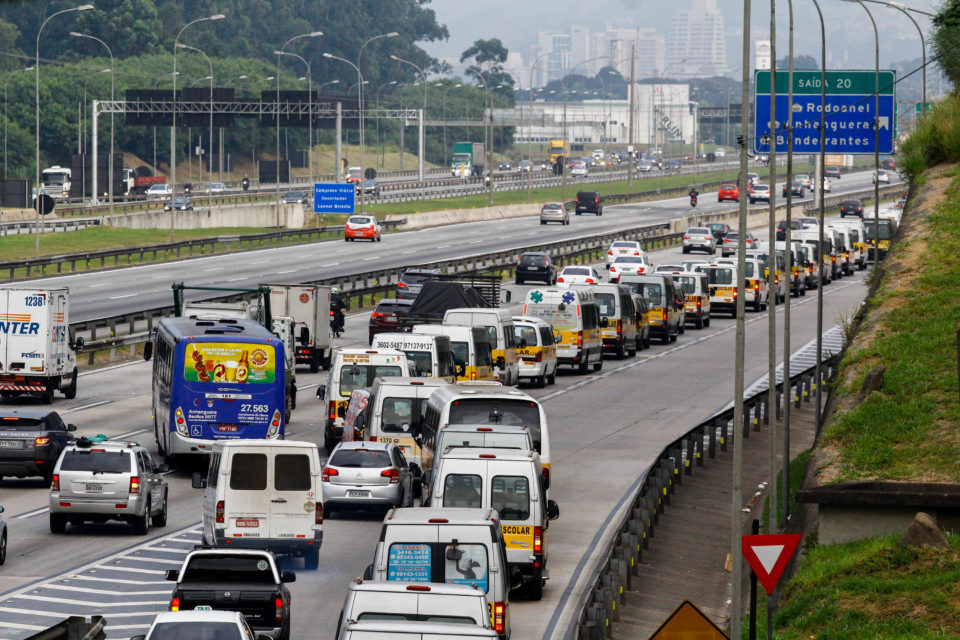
[527,50,555,202]
[811,0,826,439]
[171,12,225,242]
[177,44,213,210]
[376,80,396,168]
[4,66,33,180]
[36,4,93,256]
[70,32,114,214]
[276,50,313,181]
[323,53,365,211]
[390,54,427,182]
[80,68,109,202]
[868,1,929,117]
[561,56,607,204]
[357,32,399,210]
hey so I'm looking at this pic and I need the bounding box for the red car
[344,214,381,242]
[718,183,739,202]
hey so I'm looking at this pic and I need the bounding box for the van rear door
[223,450,271,539]
[269,448,317,539]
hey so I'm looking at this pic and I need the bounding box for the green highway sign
[755,70,896,96]
[916,102,933,114]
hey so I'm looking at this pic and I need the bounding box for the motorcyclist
[689,187,699,207]
[330,287,346,336]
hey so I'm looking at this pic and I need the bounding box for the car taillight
[557,277,564,283]
[633,251,640,255]
[170,596,180,612]
[535,351,542,362]
[609,265,616,271]
[34,437,50,446]
[322,467,338,482]
[381,468,400,484]
[585,278,595,284]
[315,502,323,525]
[607,250,613,255]
[275,596,284,623]
[51,474,59,491]
[216,500,224,523]
[129,476,140,494]
[662,310,668,322]
[534,526,543,553]
[684,236,690,240]
[397,282,407,287]
[577,331,583,347]
[371,312,384,320]
[329,401,337,421]
[494,602,505,634]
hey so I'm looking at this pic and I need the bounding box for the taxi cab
[512,316,558,388]
[345,215,381,242]
[701,264,739,317]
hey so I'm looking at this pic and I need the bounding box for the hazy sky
[421,0,940,74]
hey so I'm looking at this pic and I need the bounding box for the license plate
[0,440,20,448]
[86,483,103,493]
[218,424,238,432]
[347,490,370,498]
[195,605,213,611]
[236,518,259,528]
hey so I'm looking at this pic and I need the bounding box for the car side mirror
[547,499,560,521]
[504,290,512,303]
[158,464,169,473]
[164,569,180,581]
[0,506,4,514]
[191,472,207,489]
[281,570,297,583]
[299,327,310,344]
[363,563,375,581]
[143,341,153,361]
[67,424,77,432]
[317,385,326,400]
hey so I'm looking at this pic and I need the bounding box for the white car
[132,611,257,640]
[557,265,602,285]
[145,183,172,200]
[873,169,890,184]
[204,182,226,194]
[606,240,645,266]
[681,259,710,273]
[570,162,588,177]
[823,177,832,192]
[608,255,652,280]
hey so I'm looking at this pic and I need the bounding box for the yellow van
[521,288,603,373]
[512,316,558,387]
[618,274,683,343]
[413,324,496,382]
[443,309,519,386]
[573,283,640,358]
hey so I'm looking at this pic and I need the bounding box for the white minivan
[372,333,458,382]
[194,439,324,569]
[442,309,519,386]
[339,621,498,639]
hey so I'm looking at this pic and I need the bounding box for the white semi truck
[0,288,81,402]
[263,284,333,373]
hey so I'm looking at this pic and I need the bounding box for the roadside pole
[766,2,779,636]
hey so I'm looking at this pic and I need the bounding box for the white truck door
[0,289,9,374]
[53,292,68,372]
[268,448,316,540]
[3,290,46,375]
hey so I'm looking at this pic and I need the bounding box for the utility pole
[767,4,779,638]
[627,43,635,189]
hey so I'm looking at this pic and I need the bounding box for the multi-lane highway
[0,171,888,639]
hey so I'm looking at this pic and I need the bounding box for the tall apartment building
[666,0,727,77]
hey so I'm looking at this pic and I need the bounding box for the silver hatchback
[49,438,168,535]
[682,227,717,255]
[539,202,569,225]
[322,441,414,514]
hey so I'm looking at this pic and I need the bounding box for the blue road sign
[314,183,355,214]
[755,94,895,155]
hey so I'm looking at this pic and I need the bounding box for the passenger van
[520,288,602,373]
[364,507,514,638]
[770,241,806,297]
[414,325,495,382]
[795,229,834,284]
[194,439,323,569]
[829,219,867,270]
[435,424,534,462]
[442,309,518,386]
[573,283,639,358]
[618,274,682,344]
[318,349,413,451]
[338,620,498,639]
[345,377,450,466]
[420,383,551,503]
[511,316,558,387]
[430,449,559,600]
[673,271,711,329]
[700,264,739,317]
[336,580,491,637]
[630,293,651,349]
[372,333,458,382]
[742,259,770,312]
[747,246,787,303]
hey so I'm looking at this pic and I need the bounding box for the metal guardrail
[27,616,106,640]
[0,217,101,236]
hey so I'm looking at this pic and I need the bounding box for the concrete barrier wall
[0,208,59,222]
[101,202,305,230]
[669,204,807,234]
[384,204,539,231]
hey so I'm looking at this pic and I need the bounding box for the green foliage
[933,0,960,90]
[776,54,818,70]
[460,39,515,100]
[897,94,960,182]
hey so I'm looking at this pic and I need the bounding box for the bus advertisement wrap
[184,342,276,384]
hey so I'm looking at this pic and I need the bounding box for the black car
[0,409,77,484]
[705,222,732,240]
[839,199,863,218]
[396,268,443,301]
[163,196,193,211]
[283,190,308,204]
[825,165,842,179]
[575,191,603,216]
[515,252,557,285]
[782,181,805,197]
[776,219,806,241]
[369,298,415,344]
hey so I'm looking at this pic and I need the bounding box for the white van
[520,288,603,373]
[318,349,414,451]
[363,507,514,639]
[339,620,498,639]
[573,283,639,358]
[442,309,518,386]
[414,325,496,382]
[194,439,323,569]
[433,424,535,476]
[419,383,551,503]
[829,218,867,271]
[431,449,559,600]
[511,316,558,387]
[372,333,458,382]
[336,580,491,638]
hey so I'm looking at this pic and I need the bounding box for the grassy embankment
[745,95,960,638]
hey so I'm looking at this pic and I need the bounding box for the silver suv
[49,438,169,535]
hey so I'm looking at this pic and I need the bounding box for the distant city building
[756,40,771,71]
[666,0,727,77]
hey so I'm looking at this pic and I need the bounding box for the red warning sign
[741,533,802,594]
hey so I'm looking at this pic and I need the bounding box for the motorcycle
[690,194,698,208]
[330,310,344,337]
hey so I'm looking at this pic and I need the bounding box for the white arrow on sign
[878,116,890,131]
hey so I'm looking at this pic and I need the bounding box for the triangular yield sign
[741,533,802,594]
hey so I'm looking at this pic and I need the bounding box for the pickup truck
[165,548,295,640]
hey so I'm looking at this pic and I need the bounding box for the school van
[373,333,458,382]
[829,219,867,270]
[520,288,602,374]
[318,349,413,451]
[338,620,498,639]
[363,507,515,639]
[511,316,557,388]
[419,383,551,504]
[336,579,491,638]
[430,448,560,600]
[414,325,496,382]
[442,309,518,386]
[346,377,450,467]
[618,274,683,343]
[573,283,639,358]
[432,424,535,479]
[700,264,739,317]
[742,259,770,312]
[672,272,711,329]
[194,439,324,569]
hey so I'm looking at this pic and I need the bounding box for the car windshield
[491,475,530,521]
[380,397,423,433]
[676,276,698,295]
[439,430,530,451]
[611,242,636,249]
[348,216,372,225]
[400,272,433,285]
[147,623,242,640]
[338,364,403,396]
[542,204,563,211]
[754,184,769,190]
[720,184,736,190]
[863,220,893,240]
[59,449,130,474]
[744,262,757,278]
[285,191,304,199]
[0,417,44,430]
[181,554,277,583]
[633,282,663,307]
[329,448,392,468]
[447,398,541,433]
[374,302,411,315]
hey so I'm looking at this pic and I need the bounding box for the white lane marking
[227,277,246,282]
[250,260,270,265]
[469,240,483,244]
[10,594,167,607]
[113,428,150,440]
[79,359,145,377]
[0,622,44,631]
[299,383,319,390]
[203,267,224,272]
[0,607,80,618]
[276,269,297,274]
[41,584,171,596]
[86,282,112,288]
[118,556,181,565]
[401,251,416,255]
[363,256,379,261]
[64,575,167,585]
[437,245,450,249]
[64,399,113,413]
[109,293,137,299]
[91,564,164,574]
[15,507,48,520]
[321,263,340,267]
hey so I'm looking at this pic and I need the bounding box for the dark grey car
[0,409,77,484]
[396,268,442,300]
